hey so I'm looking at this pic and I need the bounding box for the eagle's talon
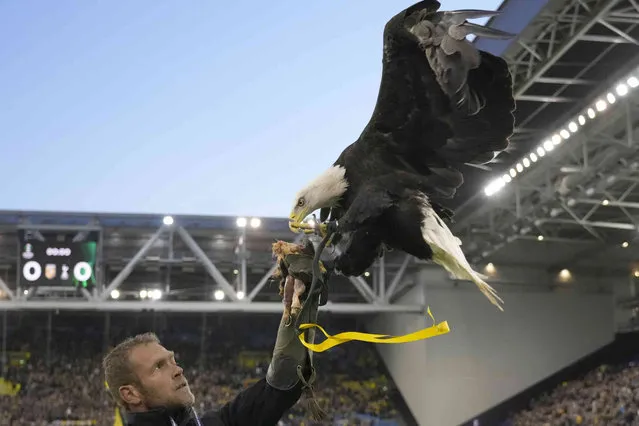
[289,221,328,236]
[289,221,314,233]
[316,223,328,237]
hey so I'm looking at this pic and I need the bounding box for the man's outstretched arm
[204,290,321,425]
[201,240,324,426]
[201,308,316,426]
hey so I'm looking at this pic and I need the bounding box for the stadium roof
[0,209,420,312]
[452,0,639,274]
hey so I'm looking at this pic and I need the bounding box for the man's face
[124,342,195,410]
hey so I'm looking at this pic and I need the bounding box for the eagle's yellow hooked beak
[289,208,312,234]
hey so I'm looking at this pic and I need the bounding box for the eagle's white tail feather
[418,197,504,311]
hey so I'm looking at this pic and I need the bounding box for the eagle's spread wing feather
[341,0,515,199]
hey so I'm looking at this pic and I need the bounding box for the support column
[95,228,105,299]
[15,237,21,300]
[378,256,386,300]
[46,311,52,368]
[199,313,207,372]
[239,227,248,297]
[103,312,111,351]
[166,229,174,294]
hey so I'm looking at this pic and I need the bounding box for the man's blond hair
[103,332,160,407]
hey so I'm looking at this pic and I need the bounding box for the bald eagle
[288,0,515,311]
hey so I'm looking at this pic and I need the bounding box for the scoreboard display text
[18,230,98,288]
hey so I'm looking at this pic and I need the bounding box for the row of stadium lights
[109,288,232,300]
[533,233,629,245]
[109,289,162,300]
[483,72,639,197]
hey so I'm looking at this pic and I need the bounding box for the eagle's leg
[282,275,296,325]
[315,223,329,238]
[333,228,383,277]
[290,278,306,318]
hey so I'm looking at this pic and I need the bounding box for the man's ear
[119,384,143,406]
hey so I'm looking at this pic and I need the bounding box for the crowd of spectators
[507,358,639,425]
[3,311,639,426]
[0,312,401,425]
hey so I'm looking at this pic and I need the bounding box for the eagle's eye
[297,198,305,207]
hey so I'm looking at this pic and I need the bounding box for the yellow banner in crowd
[0,378,20,396]
[104,381,124,426]
[113,407,123,426]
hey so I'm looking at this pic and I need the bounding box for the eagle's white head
[288,165,348,230]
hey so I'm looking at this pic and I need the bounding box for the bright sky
[1,0,503,219]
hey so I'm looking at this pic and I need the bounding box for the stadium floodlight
[236,291,245,300]
[149,289,162,300]
[250,217,261,228]
[558,268,572,281]
[616,83,629,96]
[236,217,247,228]
[110,290,120,299]
[163,216,174,226]
[214,289,225,301]
[139,289,147,299]
[595,99,607,111]
[483,68,639,197]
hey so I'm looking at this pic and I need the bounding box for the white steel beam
[100,226,166,300]
[536,218,637,231]
[176,226,239,302]
[0,277,14,300]
[16,224,102,232]
[246,263,278,302]
[384,255,413,303]
[377,256,385,299]
[0,300,425,314]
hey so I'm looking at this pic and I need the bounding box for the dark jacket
[123,378,302,426]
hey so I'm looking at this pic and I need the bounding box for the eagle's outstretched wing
[340,0,515,199]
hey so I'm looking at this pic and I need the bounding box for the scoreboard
[18,230,98,288]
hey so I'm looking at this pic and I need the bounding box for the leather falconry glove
[266,238,328,420]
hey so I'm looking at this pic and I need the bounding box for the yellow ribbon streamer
[298,306,451,352]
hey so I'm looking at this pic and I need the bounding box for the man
[103,289,321,426]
